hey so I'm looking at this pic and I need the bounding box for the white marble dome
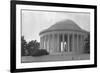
[39,19,86,35]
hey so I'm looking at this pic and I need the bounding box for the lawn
[21,54,90,63]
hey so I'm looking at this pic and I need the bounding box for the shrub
[84,34,90,54]
[32,49,49,57]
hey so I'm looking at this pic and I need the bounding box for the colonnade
[40,32,85,54]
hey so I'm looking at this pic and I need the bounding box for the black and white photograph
[11,1,97,72]
[21,10,90,63]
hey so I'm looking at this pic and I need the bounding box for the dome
[39,19,85,35]
[48,19,82,31]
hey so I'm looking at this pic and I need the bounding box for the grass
[21,53,90,63]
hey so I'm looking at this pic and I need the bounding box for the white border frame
[16,4,94,69]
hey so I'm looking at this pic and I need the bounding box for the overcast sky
[22,10,90,42]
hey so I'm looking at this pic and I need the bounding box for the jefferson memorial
[39,19,89,55]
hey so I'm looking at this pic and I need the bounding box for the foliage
[26,40,40,56]
[84,34,90,54]
[32,49,49,57]
[21,36,49,56]
[21,36,27,56]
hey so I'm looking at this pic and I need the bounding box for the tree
[21,36,41,56]
[84,34,90,54]
[26,40,40,56]
[21,36,27,56]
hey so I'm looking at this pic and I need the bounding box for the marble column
[46,35,49,51]
[82,35,84,53]
[51,34,54,52]
[49,34,51,52]
[57,34,59,52]
[41,37,43,49]
[48,35,50,52]
[77,34,79,54]
[55,34,58,52]
[45,35,46,49]
[52,34,55,52]
[54,34,57,52]
[40,37,41,49]
[72,33,75,54]
[53,34,56,52]
[79,35,81,54]
[45,36,47,49]
[44,36,45,49]
[78,35,80,53]
[53,34,55,52]
[67,34,70,52]
[62,33,65,52]
[43,36,44,49]
[80,35,83,53]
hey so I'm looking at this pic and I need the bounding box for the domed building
[39,19,89,55]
